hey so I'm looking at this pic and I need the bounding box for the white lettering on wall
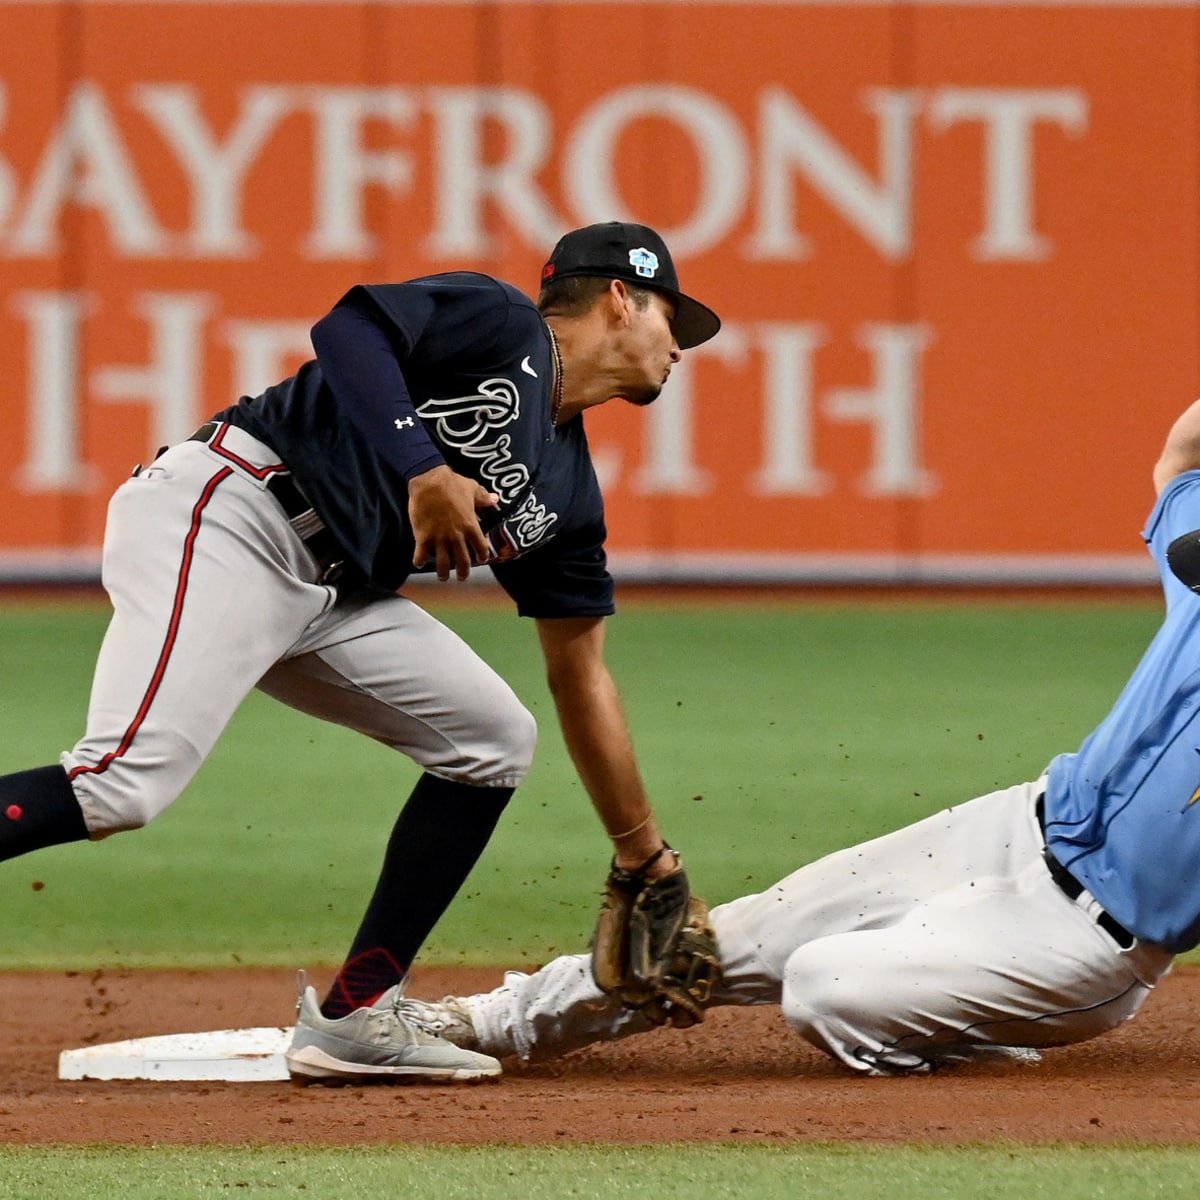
[752,321,831,495]
[565,84,749,256]
[133,84,292,258]
[10,290,95,492]
[928,88,1088,261]
[0,86,17,234]
[597,320,935,499]
[8,82,170,256]
[425,87,559,257]
[91,292,215,449]
[0,77,1081,518]
[220,318,314,400]
[0,82,1087,262]
[9,295,936,503]
[750,87,919,261]
[299,87,418,259]
[824,324,935,496]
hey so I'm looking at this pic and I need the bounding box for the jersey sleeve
[1142,469,1200,607]
[489,529,616,619]
[1143,470,1200,558]
[351,275,514,365]
[310,275,516,484]
[310,298,445,482]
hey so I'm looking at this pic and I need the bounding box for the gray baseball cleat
[394,995,480,1051]
[285,972,501,1084]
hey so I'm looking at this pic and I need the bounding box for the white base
[58,1027,296,1082]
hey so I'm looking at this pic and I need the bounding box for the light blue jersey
[1044,469,1200,951]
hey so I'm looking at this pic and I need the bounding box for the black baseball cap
[540,221,721,349]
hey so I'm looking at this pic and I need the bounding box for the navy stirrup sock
[322,773,514,1018]
[0,765,89,861]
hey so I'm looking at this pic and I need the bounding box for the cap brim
[665,292,721,350]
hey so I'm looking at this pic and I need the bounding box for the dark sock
[321,773,514,1018]
[0,765,89,861]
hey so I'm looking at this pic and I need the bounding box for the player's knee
[783,943,975,1075]
[779,941,875,1041]
[509,703,539,777]
[778,950,875,1070]
[488,699,538,785]
[437,695,537,788]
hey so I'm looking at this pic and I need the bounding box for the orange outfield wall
[0,1,1196,583]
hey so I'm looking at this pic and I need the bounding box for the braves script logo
[417,379,530,501]
[416,378,559,555]
[500,492,558,552]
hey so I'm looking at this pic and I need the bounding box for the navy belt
[188,422,345,584]
[1036,796,1134,949]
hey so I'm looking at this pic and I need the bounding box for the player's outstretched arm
[1153,397,1200,495]
[534,616,720,1027]
[534,616,668,870]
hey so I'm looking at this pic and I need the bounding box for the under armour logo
[629,247,659,279]
[395,416,414,430]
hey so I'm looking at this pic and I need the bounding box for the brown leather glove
[591,848,721,1028]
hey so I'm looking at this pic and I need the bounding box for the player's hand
[408,465,499,582]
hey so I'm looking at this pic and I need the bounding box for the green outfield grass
[3,1143,1200,1199]
[0,590,1166,970]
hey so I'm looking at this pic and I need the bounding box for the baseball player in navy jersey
[0,222,721,1083]
[398,397,1200,1075]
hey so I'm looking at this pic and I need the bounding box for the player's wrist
[609,811,667,871]
[612,840,679,880]
[406,461,453,490]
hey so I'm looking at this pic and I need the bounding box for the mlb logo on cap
[628,248,659,279]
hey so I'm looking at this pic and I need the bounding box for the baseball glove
[591,849,721,1028]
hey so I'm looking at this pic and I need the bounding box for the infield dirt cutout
[4,964,1198,1145]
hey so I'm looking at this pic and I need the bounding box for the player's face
[615,291,683,408]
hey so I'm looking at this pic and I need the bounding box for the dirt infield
[3,964,1198,1146]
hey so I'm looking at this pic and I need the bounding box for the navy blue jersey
[1043,470,1200,951]
[215,272,614,618]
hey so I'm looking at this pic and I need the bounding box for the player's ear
[606,279,634,329]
